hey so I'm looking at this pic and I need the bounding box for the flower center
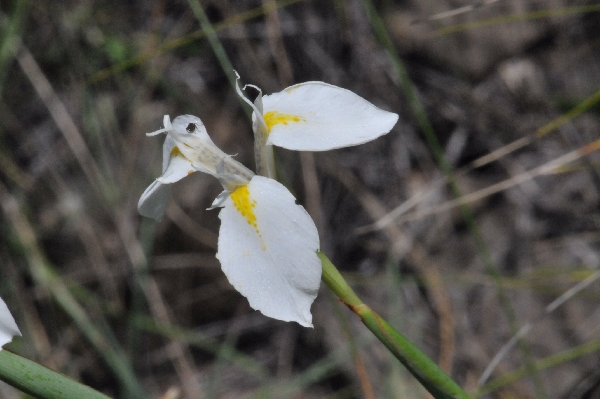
[231,185,259,232]
[263,111,305,133]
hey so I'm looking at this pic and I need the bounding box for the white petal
[138,179,172,221]
[0,297,21,349]
[139,142,196,221]
[163,114,172,130]
[261,82,399,151]
[157,149,196,184]
[217,176,321,327]
[209,190,230,210]
[162,135,176,173]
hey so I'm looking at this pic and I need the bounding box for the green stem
[0,350,112,399]
[318,251,470,399]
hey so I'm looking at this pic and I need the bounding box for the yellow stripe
[231,185,259,233]
[264,111,305,133]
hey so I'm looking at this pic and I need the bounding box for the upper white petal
[216,176,321,327]
[261,82,399,151]
[0,297,21,349]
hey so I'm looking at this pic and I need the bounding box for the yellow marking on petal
[170,146,183,157]
[170,145,191,162]
[231,184,261,234]
[263,111,305,133]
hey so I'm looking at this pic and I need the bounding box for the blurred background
[1,0,600,398]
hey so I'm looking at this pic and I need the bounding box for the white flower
[140,79,398,327]
[138,115,321,327]
[0,297,21,349]
[235,72,399,176]
[138,115,254,221]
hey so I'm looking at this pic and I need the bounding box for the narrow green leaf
[0,350,112,399]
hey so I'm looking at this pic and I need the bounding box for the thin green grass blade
[282,330,377,397]
[435,4,600,36]
[0,350,112,399]
[205,322,244,399]
[476,337,600,397]
[535,87,600,138]
[133,315,270,379]
[0,0,28,99]
[186,0,237,91]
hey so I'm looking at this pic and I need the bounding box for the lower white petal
[138,180,172,221]
[0,297,21,349]
[217,176,321,327]
[139,142,196,221]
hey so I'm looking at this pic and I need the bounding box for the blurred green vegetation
[1,0,600,398]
